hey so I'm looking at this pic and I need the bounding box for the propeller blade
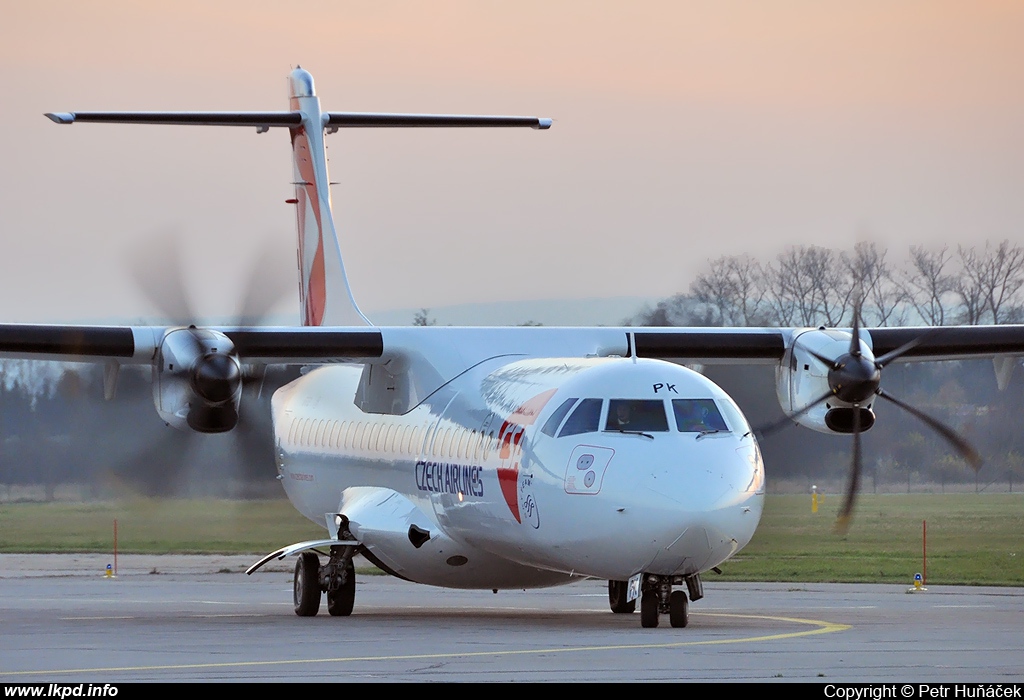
[833,403,862,535]
[231,240,295,327]
[875,388,982,471]
[849,293,862,357]
[104,423,199,497]
[126,233,195,325]
[874,330,936,369]
[755,389,834,439]
[805,348,838,370]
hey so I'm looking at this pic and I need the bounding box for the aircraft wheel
[293,551,321,617]
[640,591,659,628]
[608,580,636,614]
[669,590,689,628]
[327,559,355,617]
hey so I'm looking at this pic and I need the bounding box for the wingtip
[534,117,553,130]
[45,112,75,124]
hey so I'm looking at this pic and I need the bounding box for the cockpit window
[717,397,750,434]
[541,397,578,437]
[558,398,603,437]
[605,399,669,432]
[672,399,728,432]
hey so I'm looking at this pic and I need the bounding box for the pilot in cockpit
[613,402,632,428]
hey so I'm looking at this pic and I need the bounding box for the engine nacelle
[153,328,243,433]
[775,328,876,434]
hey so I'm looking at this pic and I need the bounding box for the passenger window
[541,398,578,437]
[672,399,728,433]
[559,398,603,437]
[605,399,669,432]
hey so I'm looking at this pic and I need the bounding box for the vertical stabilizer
[288,68,372,327]
[45,69,550,329]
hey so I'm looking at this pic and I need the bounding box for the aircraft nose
[625,438,764,574]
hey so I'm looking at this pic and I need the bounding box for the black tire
[293,551,321,617]
[669,590,689,628]
[640,590,659,628]
[327,559,355,617]
[608,580,636,614]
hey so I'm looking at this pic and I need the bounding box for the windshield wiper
[613,429,655,440]
[695,429,724,440]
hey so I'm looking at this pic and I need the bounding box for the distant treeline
[0,363,296,500]
[624,241,1024,328]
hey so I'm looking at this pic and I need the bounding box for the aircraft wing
[3,324,1024,365]
[629,325,1024,363]
[864,326,1024,361]
[0,324,384,364]
[631,329,787,363]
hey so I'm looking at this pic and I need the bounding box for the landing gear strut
[291,523,358,618]
[325,545,356,617]
[638,573,702,629]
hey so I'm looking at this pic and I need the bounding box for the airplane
[5,67,1022,628]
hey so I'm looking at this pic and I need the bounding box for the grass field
[718,493,1024,586]
[1,494,1021,585]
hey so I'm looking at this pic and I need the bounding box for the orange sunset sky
[1,1,1022,322]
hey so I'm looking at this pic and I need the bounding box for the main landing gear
[293,543,357,617]
[609,573,703,629]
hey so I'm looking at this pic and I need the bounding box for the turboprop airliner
[6,68,1024,628]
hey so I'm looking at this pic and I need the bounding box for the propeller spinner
[759,305,982,533]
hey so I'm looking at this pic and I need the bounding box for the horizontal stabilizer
[45,111,551,130]
[44,111,302,127]
[325,112,551,129]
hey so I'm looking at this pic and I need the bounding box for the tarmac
[0,554,1022,682]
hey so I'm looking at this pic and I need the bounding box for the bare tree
[980,240,1024,324]
[954,246,987,324]
[764,246,849,327]
[690,254,766,326]
[844,242,904,326]
[953,242,1024,324]
[900,245,955,326]
[412,308,436,326]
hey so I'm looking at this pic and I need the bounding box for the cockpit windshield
[541,397,578,437]
[605,399,669,432]
[558,398,603,437]
[672,399,728,433]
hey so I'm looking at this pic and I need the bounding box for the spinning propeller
[758,303,982,533]
[110,234,293,495]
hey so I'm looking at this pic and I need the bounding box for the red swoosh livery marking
[496,389,558,522]
[289,118,327,327]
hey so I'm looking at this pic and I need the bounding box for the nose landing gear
[637,573,703,629]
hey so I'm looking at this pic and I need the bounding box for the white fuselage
[271,355,765,590]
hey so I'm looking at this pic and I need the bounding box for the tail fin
[287,68,370,327]
[47,67,551,328]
